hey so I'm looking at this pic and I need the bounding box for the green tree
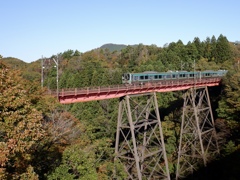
[195,57,220,71]
[177,43,196,70]
[186,41,198,61]
[48,143,98,180]
[62,49,74,59]
[203,37,212,60]
[73,50,81,56]
[48,139,118,180]
[215,34,233,63]
[211,35,218,61]
[193,37,204,59]
[217,68,240,121]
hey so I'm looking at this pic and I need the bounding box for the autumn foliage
[1,35,240,179]
[0,62,46,179]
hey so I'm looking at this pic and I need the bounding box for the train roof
[125,70,228,75]
[142,71,160,73]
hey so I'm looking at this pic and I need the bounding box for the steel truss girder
[176,87,219,179]
[115,92,170,180]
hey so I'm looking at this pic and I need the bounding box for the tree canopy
[1,34,240,179]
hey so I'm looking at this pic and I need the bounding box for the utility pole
[194,59,196,84]
[52,56,59,97]
[41,56,45,88]
[41,55,59,96]
[41,56,43,88]
[181,60,185,71]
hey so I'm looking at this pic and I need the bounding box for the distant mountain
[99,43,127,52]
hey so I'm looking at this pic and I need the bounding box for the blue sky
[1,0,239,63]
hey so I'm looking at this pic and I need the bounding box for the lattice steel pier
[176,87,219,179]
[114,92,170,180]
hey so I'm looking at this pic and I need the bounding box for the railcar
[122,70,227,84]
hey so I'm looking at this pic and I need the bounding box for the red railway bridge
[51,77,222,180]
[55,77,221,104]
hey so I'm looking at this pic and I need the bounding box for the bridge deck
[53,78,221,104]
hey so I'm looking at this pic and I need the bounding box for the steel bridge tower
[176,87,220,179]
[114,92,170,180]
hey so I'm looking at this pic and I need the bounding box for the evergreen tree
[217,68,240,120]
[203,37,212,60]
[185,42,198,70]
[211,35,218,61]
[193,37,204,59]
[73,50,81,56]
[215,34,233,63]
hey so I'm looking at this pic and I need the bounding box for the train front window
[125,74,130,80]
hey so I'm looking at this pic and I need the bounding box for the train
[122,70,228,84]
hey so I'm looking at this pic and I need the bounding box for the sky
[0,0,239,63]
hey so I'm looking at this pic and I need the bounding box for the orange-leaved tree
[0,62,45,179]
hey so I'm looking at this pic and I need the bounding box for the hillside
[1,34,240,179]
[0,57,27,69]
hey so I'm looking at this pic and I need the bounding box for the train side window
[134,76,138,81]
[172,74,176,78]
[145,75,149,80]
[140,76,144,80]
[180,74,186,78]
[159,75,162,79]
[154,75,158,79]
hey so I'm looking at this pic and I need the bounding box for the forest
[1,34,240,179]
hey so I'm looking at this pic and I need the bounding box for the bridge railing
[48,77,221,97]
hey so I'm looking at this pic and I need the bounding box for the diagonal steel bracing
[176,87,219,179]
[114,92,170,180]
